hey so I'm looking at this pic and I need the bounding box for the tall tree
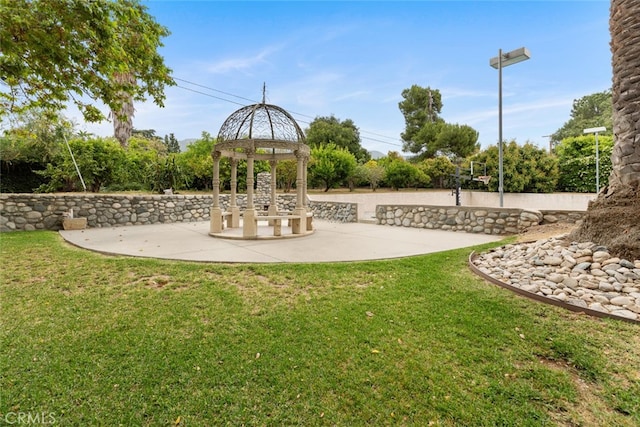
[0,0,174,130]
[111,71,136,147]
[608,0,640,192]
[399,85,478,159]
[164,133,181,153]
[133,129,161,140]
[399,85,443,144]
[433,123,480,159]
[305,115,370,163]
[571,0,640,259]
[551,90,613,143]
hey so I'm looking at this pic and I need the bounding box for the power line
[174,77,258,104]
[175,84,247,107]
[173,77,403,148]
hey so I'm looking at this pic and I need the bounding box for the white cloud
[205,44,283,75]
[333,90,371,102]
[442,87,495,100]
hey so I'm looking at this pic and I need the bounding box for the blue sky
[71,0,612,154]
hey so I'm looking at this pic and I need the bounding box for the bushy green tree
[551,90,612,144]
[470,141,558,193]
[177,132,215,190]
[309,143,357,192]
[351,164,369,189]
[399,85,479,159]
[305,116,370,164]
[0,109,72,163]
[117,136,168,191]
[147,154,186,193]
[229,156,270,192]
[38,137,126,192]
[276,160,297,193]
[177,133,271,192]
[419,156,456,189]
[517,143,559,193]
[0,0,174,123]
[406,121,444,157]
[384,158,429,190]
[0,109,72,192]
[555,135,613,192]
[434,123,480,158]
[357,160,386,191]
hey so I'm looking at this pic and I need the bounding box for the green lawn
[1,231,638,426]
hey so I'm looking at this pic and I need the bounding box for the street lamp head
[583,127,606,134]
[490,47,531,69]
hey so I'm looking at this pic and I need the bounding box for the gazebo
[209,100,312,239]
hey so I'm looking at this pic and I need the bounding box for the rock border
[469,239,640,324]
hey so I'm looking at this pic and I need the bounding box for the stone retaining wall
[540,210,586,225]
[0,193,357,231]
[0,194,580,233]
[308,201,357,223]
[376,205,548,235]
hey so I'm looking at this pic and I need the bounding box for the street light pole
[490,47,530,207]
[583,126,606,193]
[542,135,553,153]
[498,49,503,208]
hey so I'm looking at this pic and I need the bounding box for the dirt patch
[536,356,613,427]
[517,222,577,243]
[570,185,640,260]
[134,275,171,289]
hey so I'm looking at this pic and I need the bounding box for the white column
[230,158,240,227]
[268,160,278,220]
[243,148,257,238]
[302,157,308,208]
[209,151,223,234]
[303,157,312,230]
[292,151,307,234]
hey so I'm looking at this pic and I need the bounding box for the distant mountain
[369,150,385,160]
[179,138,198,151]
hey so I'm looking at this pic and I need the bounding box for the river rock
[472,236,640,323]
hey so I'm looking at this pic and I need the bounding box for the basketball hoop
[475,175,491,185]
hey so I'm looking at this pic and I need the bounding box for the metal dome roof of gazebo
[215,102,310,159]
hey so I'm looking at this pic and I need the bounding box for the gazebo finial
[262,82,266,104]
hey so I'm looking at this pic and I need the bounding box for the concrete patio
[59,219,503,263]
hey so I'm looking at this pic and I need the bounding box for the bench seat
[254,215,302,236]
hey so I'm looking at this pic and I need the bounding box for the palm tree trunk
[608,0,640,191]
[571,0,640,260]
[111,71,135,148]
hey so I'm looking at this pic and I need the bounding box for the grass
[1,231,639,426]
